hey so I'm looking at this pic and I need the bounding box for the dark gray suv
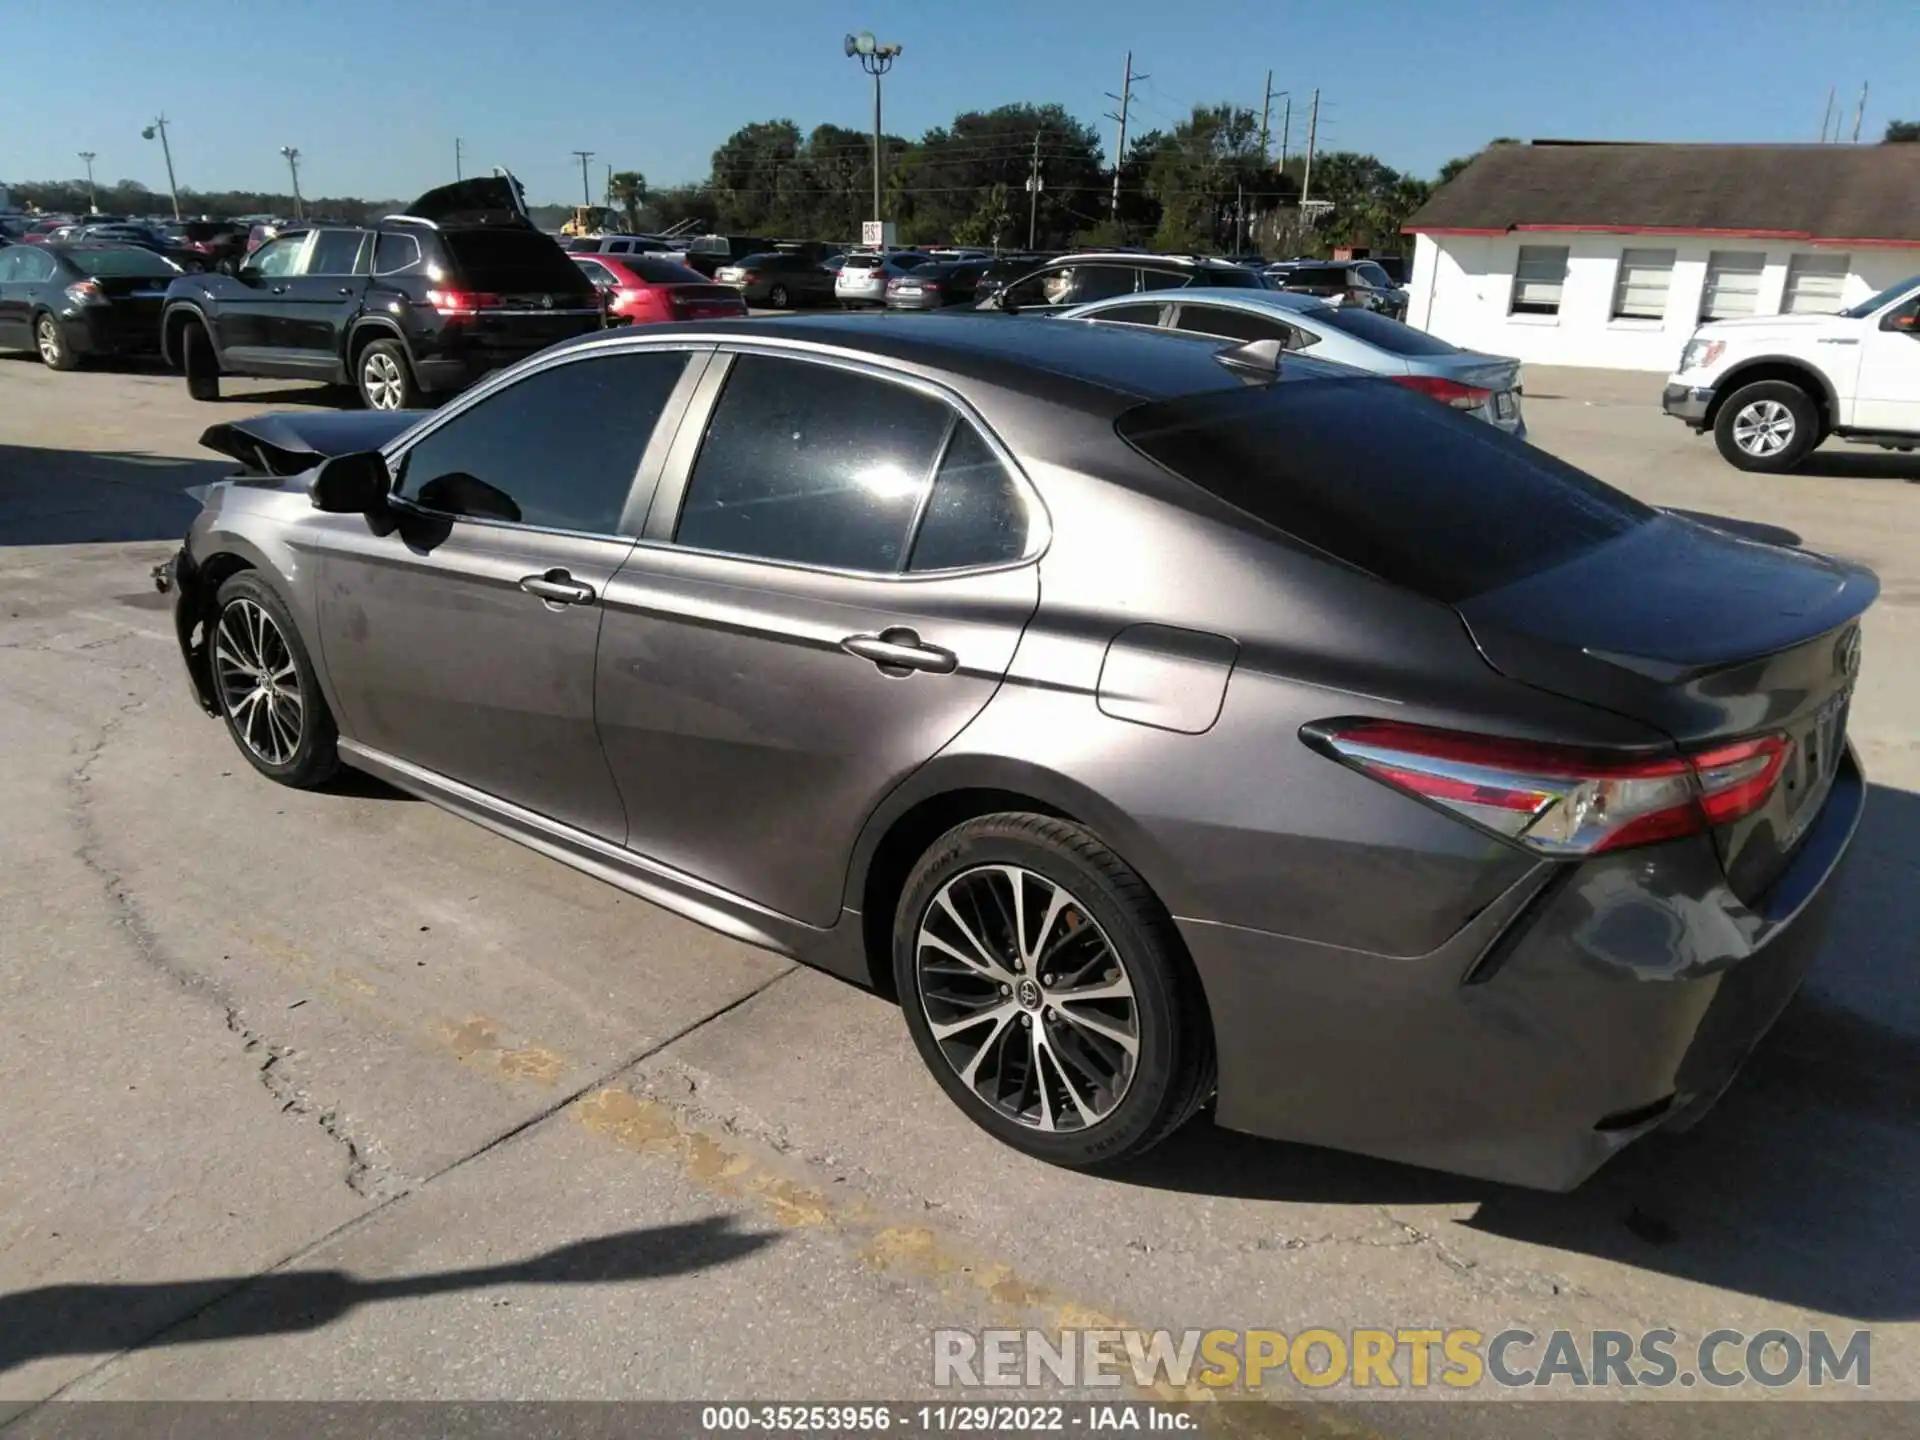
[157,314,1871,1188]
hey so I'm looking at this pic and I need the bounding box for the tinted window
[396,352,688,534]
[909,424,1031,572]
[1116,380,1652,603]
[304,230,367,276]
[1356,262,1392,288]
[1190,267,1265,289]
[441,230,590,294]
[630,257,707,285]
[574,258,616,286]
[250,236,304,277]
[374,232,422,274]
[1309,306,1463,356]
[676,356,951,572]
[66,248,179,278]
[1087,302,1164,327]
[1172,304,1296,344]
[1138,269,1192,292]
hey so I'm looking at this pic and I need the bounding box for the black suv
[977,252,1265,316]
[160,176,602,410]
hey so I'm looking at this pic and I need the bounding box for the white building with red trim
[1402,140,1920,371]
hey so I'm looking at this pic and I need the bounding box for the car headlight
[1679,338,1724,372]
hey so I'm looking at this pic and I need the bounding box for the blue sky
[2,0,1912,206]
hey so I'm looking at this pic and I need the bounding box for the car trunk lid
[1457,513,1874,901]
[199,411,425,477]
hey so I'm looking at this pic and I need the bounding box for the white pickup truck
[1662,272,1920,471]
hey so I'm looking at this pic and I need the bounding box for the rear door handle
[841,627,958,675]
[519,569,597,606]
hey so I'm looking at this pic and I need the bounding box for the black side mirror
[308,450,392,516]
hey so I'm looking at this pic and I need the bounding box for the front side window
[395,352,690,533]
[304,230,368,277]
[249,236,305,278]
[675,356,953,572]
[1510,245,1569,316]
[1611,248,1676,320]
[1700,251,1767,321]
[1783,253,1850,314]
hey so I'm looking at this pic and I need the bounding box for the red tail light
[424,289,502,316]
[1307,720,1789,856]
[1391,375,1494,410]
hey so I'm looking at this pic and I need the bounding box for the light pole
[843,32,902,238]
[279,146,303,221]
[572,150,595,208]
[141,116,182,220]
[77,151,98,213]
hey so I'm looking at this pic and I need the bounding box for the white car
[834,250,930,307]
[1663,273,1920,471]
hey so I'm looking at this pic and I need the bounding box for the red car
[572,253,746,324]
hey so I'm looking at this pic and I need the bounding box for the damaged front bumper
[155,547,220,717]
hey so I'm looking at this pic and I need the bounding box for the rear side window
[1172,304,1296,344]
[1308,306,1462,356]
[441,229,591,294]
[909,424,1031,572]
[374,232,422,273]
[1088,302,1165,327]
[1117,381,1653,602]
[395,352,689,534]
[676,356,952,572]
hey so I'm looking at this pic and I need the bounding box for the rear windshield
[67,248,181,277]
[1116,379,1653,602]
[629,257,708,284]
[441,229,592,294]
[1195,267,1265,289]
[1306,306,1463,356]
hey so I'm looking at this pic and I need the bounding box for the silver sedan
[1060,288,1527,438]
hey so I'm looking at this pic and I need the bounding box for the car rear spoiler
[199,411,422,477]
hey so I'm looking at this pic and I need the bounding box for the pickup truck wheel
[356,339,419,411]
[1714,380,1818,473]
[181,319,220,401]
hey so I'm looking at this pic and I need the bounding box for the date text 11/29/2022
[699,1404,1195,1433]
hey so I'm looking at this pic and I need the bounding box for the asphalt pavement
[1,351,1916,1433]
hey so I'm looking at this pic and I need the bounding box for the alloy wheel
[213,598,304,766]
[362,351,405,409]
[36,318,61,365]
[1732,399,1794,456]
[915,865,1139,1132]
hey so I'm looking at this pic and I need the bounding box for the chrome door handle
[519,570,597,606]
[841,627,958,675]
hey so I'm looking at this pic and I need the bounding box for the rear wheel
[35,313,78,371]
[1714,380,1818,472]
[767,283,791,310]
[356,339,419,411]
[211,572,339,789]
[893,814,1214,1168]
[181,319,219,401]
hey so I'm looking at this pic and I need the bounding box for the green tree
[607,171,648,231]
[1884,119,1920,142]
[1146,105,1271,252]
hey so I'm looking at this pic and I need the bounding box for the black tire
[893,813,1214,1168]
[767,283,791,310]
[354,337,420,411]
[34,313,78,371]
[1713,379,1819,473]
[181,318,220,401]
[209,572,340,789]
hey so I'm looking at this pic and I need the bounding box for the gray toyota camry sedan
[157,313,1873,1189]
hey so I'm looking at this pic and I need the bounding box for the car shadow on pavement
[0,1216,775,1374]
[1114,782,1920,1323]
[1796,448,1920,482]
[0,443,231,546]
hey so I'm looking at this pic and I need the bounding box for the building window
[1509,246,1569,316]
[1611,248,1676,320]
[1700,251,1767,320]
[1783,253,1850,314]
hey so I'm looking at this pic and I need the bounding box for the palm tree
[607,170,648,231]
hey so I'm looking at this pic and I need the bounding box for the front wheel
[35,314,78,371]
[1713,380,1819,472]
[356,339,420,411]
[181,319,219,401]
[211,572,340,789]
[893,814,1214,1168]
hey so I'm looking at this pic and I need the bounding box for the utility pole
[78,152,98,212]
[454,136,463,180]
[1300,88,1320,207]
[1820,85,1836,142]
[1852,82,1869,143]
[1258,70,1274,163]
[141,115,182,220]
[572,150,595,207]
[845,33,903,235]
[1027,129,1044,250]
[1278,94,1291,174]
[1104,52,1145,223]
[279,146,303,221]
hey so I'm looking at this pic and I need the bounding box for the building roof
[1405,141,1920,246]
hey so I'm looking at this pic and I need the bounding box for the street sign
[861,220,897,248]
